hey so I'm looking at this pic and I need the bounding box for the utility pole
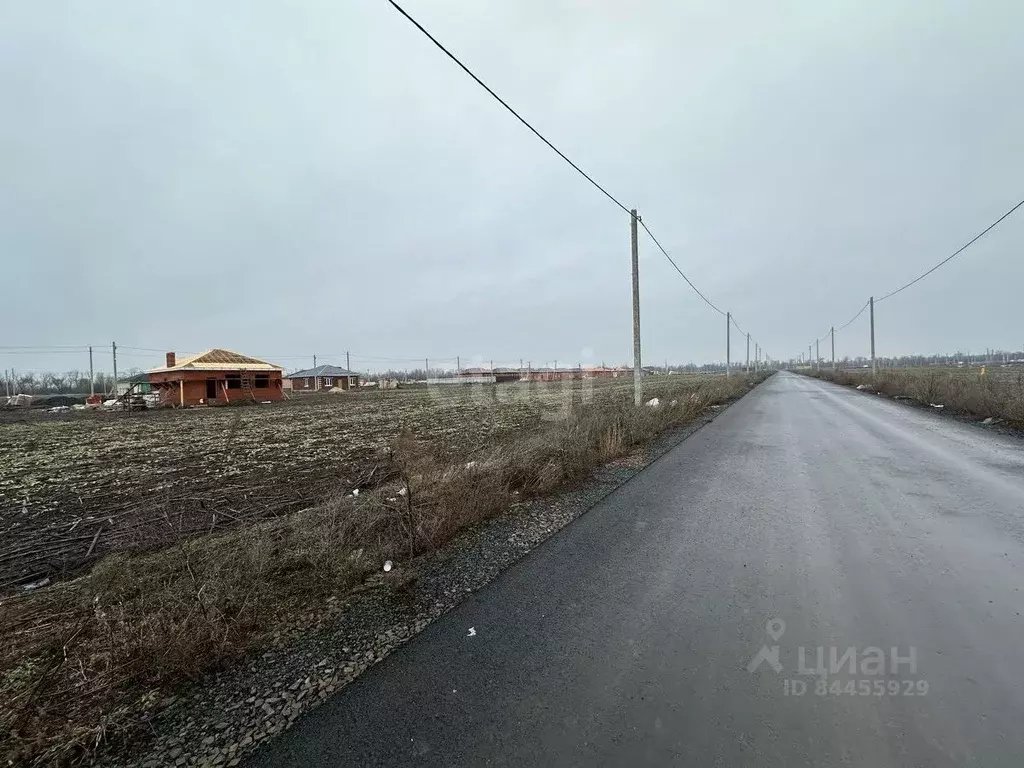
[346,350,350,372]
[457,355,461,373]
[111,341,118,398]
[831,327,835,370]
[313,354,317,369]
[816,339,820,370]
[425,358,429,378]
[726,312,731,377]
[808,345,812,369]
[89,345,95,396]
[746,333,750,372]
[630,208,642,405]
[869,296,876,375]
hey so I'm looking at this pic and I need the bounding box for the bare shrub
[804,367,1024,427]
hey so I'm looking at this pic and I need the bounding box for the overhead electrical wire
[384,0,629,217]
[836,300,870,332]
[383,0,753,341]
[876,197,1024,303]
[637,220,727,317]
[805,197,1023,360]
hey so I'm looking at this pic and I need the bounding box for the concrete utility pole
[808,345,812,369]
[816,339,820,370]
[313,354,317,369]
[831,327,835,370]
[726,312,731,377]
[746,333,750,372]
[111,341,118,398]
[630,208,642,405]
[346,351,350,372]
[89,345,95,396]
[425,358,429,377]
[869,296,876,375]
[457,355,461,373]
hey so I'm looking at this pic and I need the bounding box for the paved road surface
[248,372,1024,767]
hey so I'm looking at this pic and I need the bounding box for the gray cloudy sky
[2,0,1023,374]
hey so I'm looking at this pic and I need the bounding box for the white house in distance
[283,365,360,392]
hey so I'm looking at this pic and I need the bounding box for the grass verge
[1,373,769,765]
[802,367,1024,427]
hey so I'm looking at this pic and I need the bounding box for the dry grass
[1,373,768,765]
[804,367,1024,426]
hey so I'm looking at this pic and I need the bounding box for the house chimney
[166,351,176,368]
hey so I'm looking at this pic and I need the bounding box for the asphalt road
[248,371,1024,767]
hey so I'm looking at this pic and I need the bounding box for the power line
[836,300,870,332]
[384,0,743,329]
[0,345,90,350]
[384,0,630,217]
[637,220,727,316]
[806,198,1022,348]
[876,197,1024,303]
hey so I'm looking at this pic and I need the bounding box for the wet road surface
[248,371,1024,767]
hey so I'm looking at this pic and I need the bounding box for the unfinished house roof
[285,365,360,379]
[148,349,282,373]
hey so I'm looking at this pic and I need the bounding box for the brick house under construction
[147,349,284,406]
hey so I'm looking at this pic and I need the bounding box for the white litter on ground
[646,398,660,407]
[930,403,944,409]
[383,560,393,572]
[22,577,50,591]
[467,627,476,637]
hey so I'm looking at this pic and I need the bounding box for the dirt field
[0,376,708,589]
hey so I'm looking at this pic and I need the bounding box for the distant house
[284,365,360,392]
[456,366,523,384]
[524,367,585,382]
[116,372,152,396]
[147,349,284,406]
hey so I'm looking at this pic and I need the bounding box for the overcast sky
[2,0,1023,374]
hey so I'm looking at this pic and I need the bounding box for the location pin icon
[767,618,785,641]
